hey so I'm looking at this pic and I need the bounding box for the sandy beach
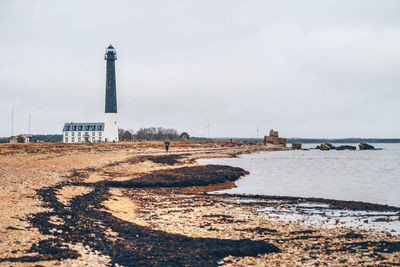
[0,141,399,266]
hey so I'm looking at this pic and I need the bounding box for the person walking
[164,139,170,152]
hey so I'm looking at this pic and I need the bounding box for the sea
[198,143,400,207]
[198,143,400,232]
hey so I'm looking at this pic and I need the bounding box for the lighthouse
[103,44,119,142]
[61,44,120,143]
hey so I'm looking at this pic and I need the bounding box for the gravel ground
[0,141,399,266]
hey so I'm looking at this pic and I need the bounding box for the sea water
[198,143,400,207]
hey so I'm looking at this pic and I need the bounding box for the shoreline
[196,149,400,212]
[0,141,399,265]
[199,144,400,209]
[209,192,400,212]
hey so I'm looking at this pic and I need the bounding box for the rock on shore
[359,142,375,150]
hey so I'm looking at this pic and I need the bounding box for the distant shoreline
[1,135,399,144]
[192,137,400,143]
[286,138,400,144]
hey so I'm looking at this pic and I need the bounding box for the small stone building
[9,134,30,143]
[119,130,134,141]
[264,129,287,147]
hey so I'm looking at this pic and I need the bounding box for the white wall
[104,113,119,142]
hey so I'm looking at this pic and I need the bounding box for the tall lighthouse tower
[103,44,119,142]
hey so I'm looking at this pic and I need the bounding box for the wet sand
[0,141,399,266]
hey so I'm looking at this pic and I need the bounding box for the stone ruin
[264,129,287,147]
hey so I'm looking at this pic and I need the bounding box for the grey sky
[1,0,399,138]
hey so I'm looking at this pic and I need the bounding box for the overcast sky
[1,1,399,138]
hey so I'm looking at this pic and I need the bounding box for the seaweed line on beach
[0,164,279,266]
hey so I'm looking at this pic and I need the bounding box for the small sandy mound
[101,188,147,227]
[57,186,93,206]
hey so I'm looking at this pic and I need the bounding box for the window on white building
[65,138,68,143]
[78,137,81,142]
[85,132,88,136]
[72,132,75,136]
[99,132,102,136]
[65,132,68,136]
[92,132,95,136]
[72,137,75,142]
[78,132,81,136]
[92,137,95,142]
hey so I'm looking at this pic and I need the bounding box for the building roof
[62,122,104,131]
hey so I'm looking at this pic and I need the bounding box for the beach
[0,141,399,266]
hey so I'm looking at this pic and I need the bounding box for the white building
[62,123,104,143]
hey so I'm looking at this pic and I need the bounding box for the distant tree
[30,135,62,142]
[17,135,25,143]
[0,138,9,143]
[134,127,179,141]
[135,127,155,140]
[179,132,190,140]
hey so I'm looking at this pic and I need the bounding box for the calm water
[198,143,400,207]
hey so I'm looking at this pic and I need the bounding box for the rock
[320,144,330,150]
[319,143,335,151]
[291,143,302,150]
[359,143,375,150]
[336,145,356,151]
